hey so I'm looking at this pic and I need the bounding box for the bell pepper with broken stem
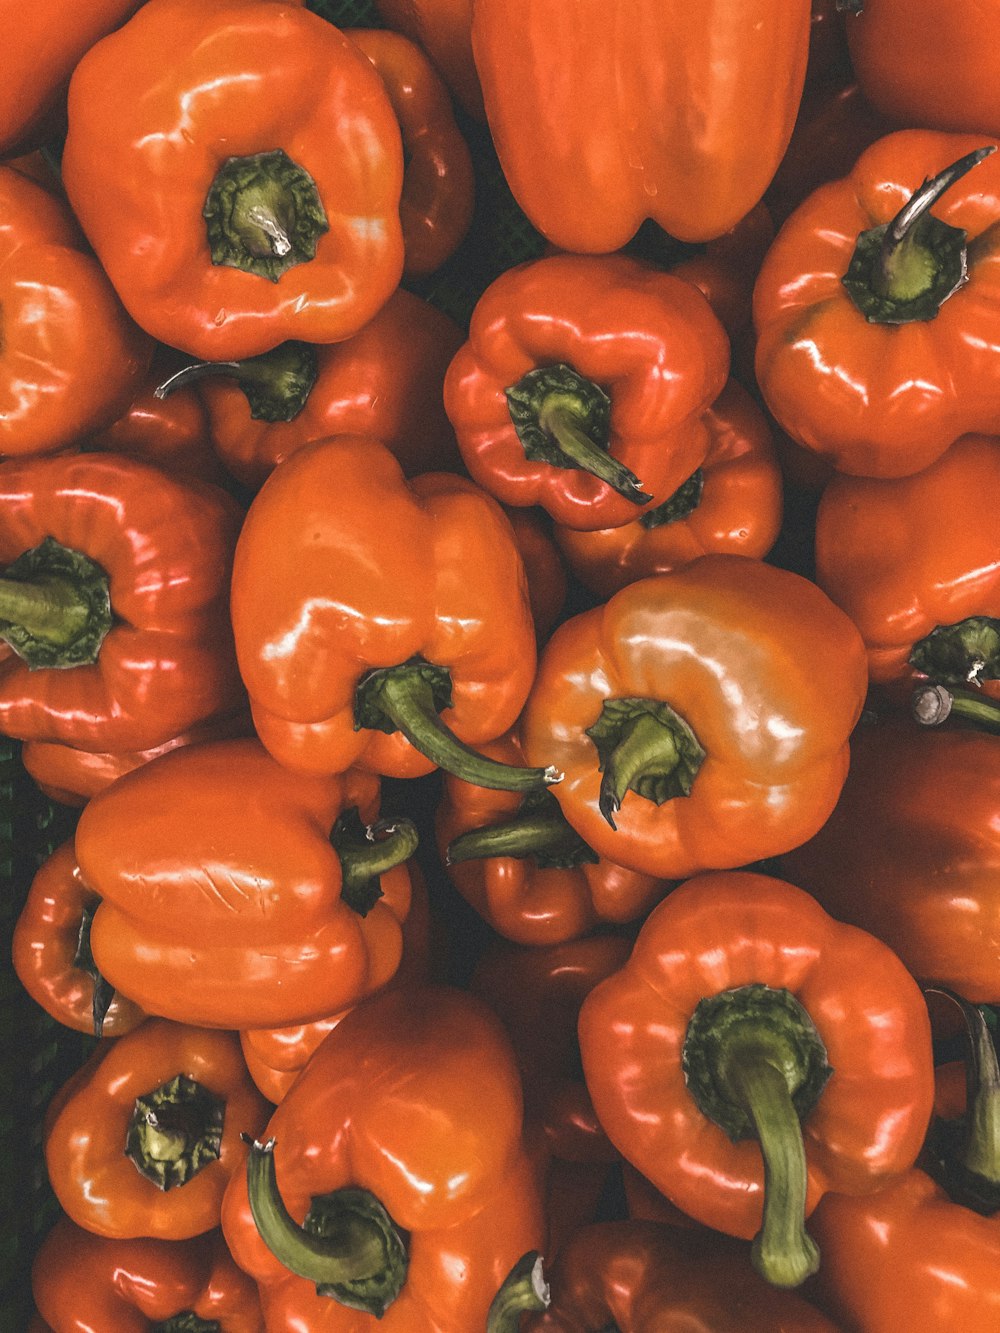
[443,252,729,531]
[32,1219,264,1332]
[60,0,405,360]
[231,434,556,791]
[754,131,1000,478]
[222,984,546,1329]
[73,737,417,1030]
[578,871,934,1289]
[520,553,868,879]
[44,1018,270,1240]
[0,452,244,756]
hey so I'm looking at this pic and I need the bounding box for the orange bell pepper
[553,380,783,599]
[579,871,935,1288]
[44,1018,270,1240]
[373,0,484,120]
[520,554,868,879]
[472,0,810,251]
[61,0,405,360]
[0,165,153,459]
[222,984,546,1328]
[32,1219,264,1332]
[503,508,568,644]
[231,435,554,792]
[73,737,417,1029]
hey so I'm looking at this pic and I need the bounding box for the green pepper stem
[445,799,594,867]
[154,341,319,423]
[598,712,680,829]
[925,987,1000,1190]
[486,1252,550,1332]
[538,400,651,504]
[339,818,419,898]
[243,1137,407,1317]
[913,683,1000,734]
[154,361,244,397]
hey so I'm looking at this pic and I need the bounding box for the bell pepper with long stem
[32,1219,264,1332]
[74,737,417,1029]
[0,452,244,756]
[44,1018,271,1240]
[578,871,935,1288]
[754,131,1000,477]
[520,553,868,878]
[61,0,406,360]
[231,434,557,792]
[0,165,154,459]
[222,984,546,1329]
[443,252,730,530]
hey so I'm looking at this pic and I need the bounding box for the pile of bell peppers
[8,0,1000,1329]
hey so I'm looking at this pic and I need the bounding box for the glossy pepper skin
[579,872,934,1285]
[61,0,405,361]
[0,166,153,459]
[230,435,540,782]
[222,984,546,1330]
[12,839,146,1038]
[44,1018,270,1240]
[754,130,1000,478]
[553,380,783,600]
[349,29,474,278]
[780,718,1000,1005]
[0,452,244,755]
[373,0,483,119]
[166,289,464,490]
[0,0,143,155]
[443,253,730,531]
[32,1218,264,1332]
[519,1220,840,1331]
[437,731,672,946]
[73,738,415,1029]
[473,0,809,250]
[815,433,1000,699]
[520,554,868,880]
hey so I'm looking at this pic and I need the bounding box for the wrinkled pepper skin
[349,29,474,278]
[781,719,1000,1005]
[74,738,413,1028]
[374,0,483,119]
[32,1218,264,1332]
[61,0,405,360]
[0,452,244,754]
[523,1220,841,1331]
[815,433,1000,699]
[520,554,868,879]
[443,252,730,531]
[44,1018,270,1240]
[811,1170,1000,1332]
[554,380,783,599]
[754,130,1000,478]
[472,0,810,250]
[0,166,153,459]
[12,838,146,1037]
[846,0,1000,139]
[222,984,546,1331]
[579,873,934,1252]
[230,435,538,780]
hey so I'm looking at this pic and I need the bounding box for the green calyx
[486,1252,551,1332]
[445,789,599,870]
[152,1316,221,1333]
[0,536,112,669]
[73,898,115,1038]
[331,806,419,917]
[203,148,329,283]
[910,615,1000,687]
[585,696,705,830]
[124,1074,225,1191]
[505,363,651,505]
[682,983,832,1288]
[842,146,995,324]
[154,342,319,422]
[639,469,705,530]
[245,1136,408,1318]
[354,657,561,793]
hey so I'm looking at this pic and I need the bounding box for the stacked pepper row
[6,0,1000,1328]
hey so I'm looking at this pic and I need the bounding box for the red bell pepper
[61,0,406,360]
[373,0,484,120]
[222,984,546,1329]
[578,871,935,1287]
[503,508,568,644]
[443,252,729,531]
[0,452,244,755]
